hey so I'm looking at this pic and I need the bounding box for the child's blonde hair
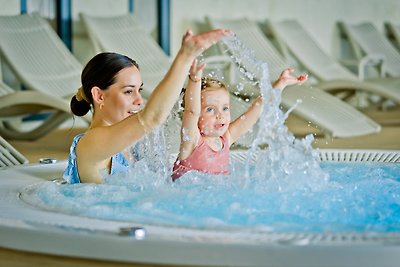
[180,77,228,110]
[200,77,228,91]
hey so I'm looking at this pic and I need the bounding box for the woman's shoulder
[69,133,85,150]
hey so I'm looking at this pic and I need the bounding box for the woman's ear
[91,86,104,105]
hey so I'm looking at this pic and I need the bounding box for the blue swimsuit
[63,134,140,184]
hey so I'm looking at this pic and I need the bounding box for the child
[172,63,308,181]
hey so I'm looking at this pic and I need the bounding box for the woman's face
[101,66,144,124]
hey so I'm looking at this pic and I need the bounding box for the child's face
[198,88,231,137]
[101,66,144,124]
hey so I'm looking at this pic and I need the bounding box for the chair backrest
[0,13,82,99]
[80,13,171,98]
[0,136,28,167]
[206,17,290,80]
[339,22,400,77]
[269,20,357,81]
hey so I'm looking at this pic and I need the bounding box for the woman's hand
[180,29,233,59]
[272,68,308,90]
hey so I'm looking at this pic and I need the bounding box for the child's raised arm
[228,69,308,145]
[178,59,205,160]
[228,96,264,146]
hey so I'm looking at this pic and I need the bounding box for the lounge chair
[336,21,400,77]
[0,13,89,140]
[206,17,381,138]
[384,22,400,52]
[0,135,28,167]
[80,13,172,98]
[267,19,400,106]
[0,80,73,140]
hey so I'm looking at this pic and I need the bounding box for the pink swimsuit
[172,135,229,181]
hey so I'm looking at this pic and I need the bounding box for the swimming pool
[1,149,399,267]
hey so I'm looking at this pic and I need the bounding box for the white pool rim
[1,149,400,267]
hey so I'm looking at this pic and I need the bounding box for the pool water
[22,159,400,233]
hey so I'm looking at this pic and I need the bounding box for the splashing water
[23,35,400,233]
[221,35,328,191]
[124,125,170,187]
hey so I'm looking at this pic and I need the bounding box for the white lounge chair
[267,19,400,106]
[0,135,28,167]
[80,13,171,98]
[0,13,89,140]
[337,21,400,77]
[0,80,73,140]
[384,22,400,52]
[206,17,381,138]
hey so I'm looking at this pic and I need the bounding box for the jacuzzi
[1,149,400,267]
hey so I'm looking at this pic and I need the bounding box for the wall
[0,0,19,14]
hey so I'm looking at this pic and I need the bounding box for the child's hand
[272,68,308,90]
[188,59,206,82]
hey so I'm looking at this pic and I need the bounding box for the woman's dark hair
[70,52,139,116]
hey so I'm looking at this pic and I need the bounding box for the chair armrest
[358,54,385,80]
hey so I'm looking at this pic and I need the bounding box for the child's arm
[178,59,205,160]
[227,96,263,146]
[227,69,307,145]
